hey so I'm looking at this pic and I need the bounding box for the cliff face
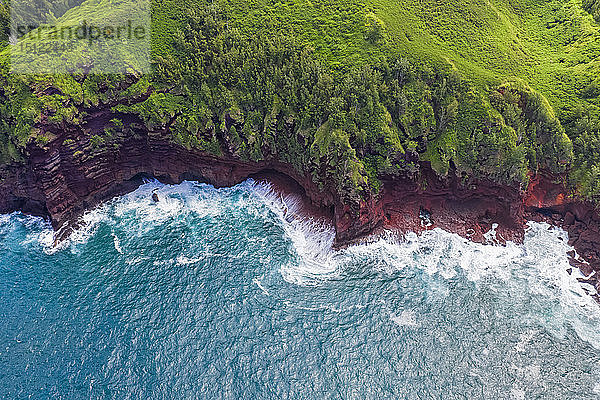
[0,108,599,298]
[1,117,338,238]
[0,110,525,246]
[0,162,48,219]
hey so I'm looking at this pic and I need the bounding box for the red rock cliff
[0,109,599,298]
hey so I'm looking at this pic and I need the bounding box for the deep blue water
[1,180,600,399]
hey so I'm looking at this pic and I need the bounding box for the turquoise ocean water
[1,180,600,399]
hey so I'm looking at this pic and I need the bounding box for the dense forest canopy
[1,0,600,202]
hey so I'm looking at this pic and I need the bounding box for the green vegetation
[1,0,600,203]
[584,0,600,22]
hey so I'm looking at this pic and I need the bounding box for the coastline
[0,131,598,300]
[259,170,600,302]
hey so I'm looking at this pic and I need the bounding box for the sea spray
[249,180,338,286]
[2,180,600,398]
[27,180,600,346]
[252,180,600,348]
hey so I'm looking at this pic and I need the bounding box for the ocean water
[1,180,600,399]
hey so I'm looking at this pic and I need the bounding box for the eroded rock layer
[0,119,598,297]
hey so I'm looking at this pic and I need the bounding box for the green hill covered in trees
[2,0,600,202]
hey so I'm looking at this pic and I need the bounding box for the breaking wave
[2,180,600,398]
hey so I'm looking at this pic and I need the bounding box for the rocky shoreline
[523,174,600,301]
[0,120,599,299]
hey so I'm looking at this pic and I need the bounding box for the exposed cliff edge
[1,112,599,301]
[0,104,521,245]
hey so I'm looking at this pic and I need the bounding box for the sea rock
[564,211,575,226]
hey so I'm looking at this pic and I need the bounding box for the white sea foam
[253,276,270,296]
[390,310,419,328]
[37,202,114,254]
[0,213,13,232]
[483,222,501,244]
[510,388,526,400]
[19,179,600,349]
[251,186,600,348]
[112,233,123,254]
[514,329,537,353]
[176,255,203,265]
[249,181,338,286]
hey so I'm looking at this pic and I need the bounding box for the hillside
[215,0,600,196]
[218,0,600,107]
[1,0,600,200]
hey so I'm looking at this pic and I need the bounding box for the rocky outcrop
[0,162,47,218]
[380,168,526,244]
[0,100,344,238]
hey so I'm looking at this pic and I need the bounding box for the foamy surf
[2,179,600,397]
[329,224,600,349]
[17,179,600,350]
[249,180,339,286]
[245,181,600,349]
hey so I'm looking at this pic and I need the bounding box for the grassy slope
[216,0,385,70]
[3,0,600,197]
[214,0,600,195]
[9,0,600,129]
[221,0,600,115]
